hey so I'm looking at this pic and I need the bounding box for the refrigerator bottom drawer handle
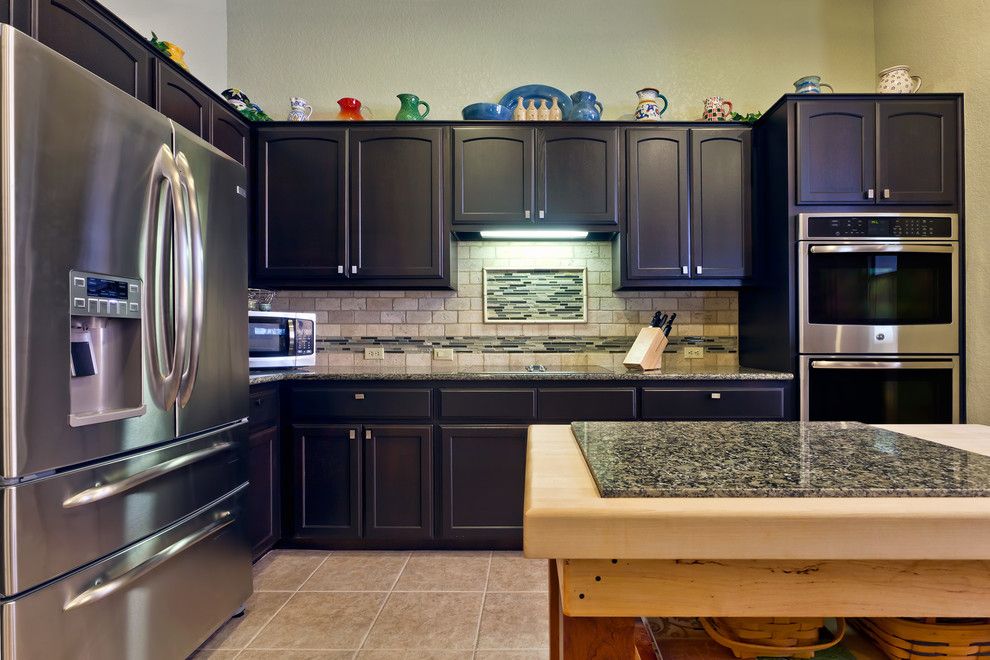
[62,441,234,508]
[63,513,234,611]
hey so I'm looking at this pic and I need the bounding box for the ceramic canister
[702,96,733,121]
[288,97,313,121]
[878,65,922,93]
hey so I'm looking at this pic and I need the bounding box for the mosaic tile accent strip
[317,336,737,355]
[484,268,586,323]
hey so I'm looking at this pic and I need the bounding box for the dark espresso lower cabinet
[440,425,528,547]
[363,425,433,542]
[293,424,362,541]
[247,424,281,558]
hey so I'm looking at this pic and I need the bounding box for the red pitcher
[336,97,364,121]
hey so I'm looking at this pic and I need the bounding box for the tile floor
[191,550,550,659]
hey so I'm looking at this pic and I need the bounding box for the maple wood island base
[523,423,990,659]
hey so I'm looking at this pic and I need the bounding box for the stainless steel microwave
[248,311,316,368]
[797,213,959,355]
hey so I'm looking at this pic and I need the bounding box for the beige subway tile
[613,311,639,323]
[314,298,342,311]
[365,324,393,335]
[391,324,420,337]
[420,324,444,335]
[495,324,522,335]
[445,298,471,311]
[367,298,393,311]
[601,323,625,335]
[339,324,368,337]
[457,352,484,367]
[316,324,340,338]
[483,353,510,366]
[458,310,482,323]
[717,311,738,323]
[341,298,367,311]
[444,323,470,335]
[380,291,405,297]
[703,297,732,310]
[419,298,444,311]
[432,311,457,324]
[405,352,431,367]
[325,352,355,366]
[327,311,356,324]
[677,298,704,311]
[694,311,718,324]
[353,311,381,324]
[406,311,432,324]
[703,324,732,336]
[381,311,405,324]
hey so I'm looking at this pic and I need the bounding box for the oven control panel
[806,216,953,238]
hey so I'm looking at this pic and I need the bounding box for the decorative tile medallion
[483,268,587,323]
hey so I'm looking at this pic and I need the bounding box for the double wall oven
[797,213,961,423]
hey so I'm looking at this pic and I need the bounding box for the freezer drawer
[1,421,247,596]
[1,486,251,660]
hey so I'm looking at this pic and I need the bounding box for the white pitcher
[878,65,922,94]
[287,97,313,121]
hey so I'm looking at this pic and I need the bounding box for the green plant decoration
[149,32,170,56]
[730,111,763,124]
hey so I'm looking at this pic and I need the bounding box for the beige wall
[226,0,876,121]
[102,0,228,92]
[874,0,988,423]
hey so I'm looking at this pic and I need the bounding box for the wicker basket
[700,617,846,659]
[853,618,990,659]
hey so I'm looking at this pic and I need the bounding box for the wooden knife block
[623,327,668,371]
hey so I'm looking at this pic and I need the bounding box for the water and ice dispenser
[68,270,146,426]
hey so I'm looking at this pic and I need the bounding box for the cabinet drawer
[642,387,785,420]
[292,387,432,420]
[538,388,637,421]
[249,384,280,430]
[440,389,536,421]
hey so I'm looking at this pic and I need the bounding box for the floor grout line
[355,551,412,652]
[472,551,494,652]
[231,550,335,658]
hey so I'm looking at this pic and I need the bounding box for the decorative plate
[499,84,573,119]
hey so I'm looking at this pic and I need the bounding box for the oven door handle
[810,360,954,370]
[809,244,954,254]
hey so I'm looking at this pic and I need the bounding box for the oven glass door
[248,318,291,357]
[801,243,958,353]
[804,358,958,423]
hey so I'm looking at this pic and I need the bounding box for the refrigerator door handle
[175,153,205,407]
[145,145,185,410]
[62,512,234,611]
[61,441,234,508]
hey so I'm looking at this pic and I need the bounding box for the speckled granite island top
[572,421,990,498]
[249,364,792,384]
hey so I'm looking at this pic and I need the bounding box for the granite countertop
[572,421,990,498]
[249,364,793,384]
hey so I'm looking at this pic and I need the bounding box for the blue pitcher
[569,91,604,121]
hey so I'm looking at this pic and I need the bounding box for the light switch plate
[433,347,454,361]
[364,346,385,360]
[683,346,705,359]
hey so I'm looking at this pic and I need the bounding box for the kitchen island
[524,421,990,658]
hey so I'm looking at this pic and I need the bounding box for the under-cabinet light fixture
[478,229,589,240]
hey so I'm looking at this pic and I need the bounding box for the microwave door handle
[809,245,954,254]
[144,145,184,410]
[175,154,204,407]
[287,319,296,354]
[810,360,953,370]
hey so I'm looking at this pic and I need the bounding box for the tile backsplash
[269,241,739,368]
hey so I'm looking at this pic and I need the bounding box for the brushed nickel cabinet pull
[365,429,372,440]
[681,266,688,275]
[710,393,721,400]
[538,210,545,219]
[337,265,344,274]
[354,393,365,400]
[348,429,356,440]
[867,188,875,199]
[351,265,357,274]
[883,188,891,199]
[524,210,531,219]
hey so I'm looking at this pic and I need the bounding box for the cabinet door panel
[364,425,433,541]
[248,424,281,559]
[157,62,210,139]
[539,127,619,225]
[625,129,690,279]
[878,100,958,205]
[292,424,361,539]
[255,128,347,283]
[211,100,250,166]
[440,425,527,546]
[453,128,534,225]
[35,0,153,103]
[350,128,444,279]
[691,128,751,278]
[796,101,876,204]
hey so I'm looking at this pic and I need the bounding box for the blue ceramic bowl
[461,103,513,121]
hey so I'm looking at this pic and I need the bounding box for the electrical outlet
[364,346,385,360]
[433,347,454,361]
[683,346,705,359]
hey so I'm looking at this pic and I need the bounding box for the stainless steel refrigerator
[0,25,251,659]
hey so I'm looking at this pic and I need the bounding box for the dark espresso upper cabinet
[453,127,534,225]
[795,97,960,206]
[255,127,348,284]
[692,128,751,278]
[157,62,210,139]
[539,127,619,225]
[877,99,958,205]
[211,100,250,166]
[33,0,153,103]
[349,128,445,280]
[625,129,690,280]
[796,100,876,205]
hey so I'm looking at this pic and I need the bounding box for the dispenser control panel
[69,270,142,319]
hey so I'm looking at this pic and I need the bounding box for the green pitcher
[395,93,430,120]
